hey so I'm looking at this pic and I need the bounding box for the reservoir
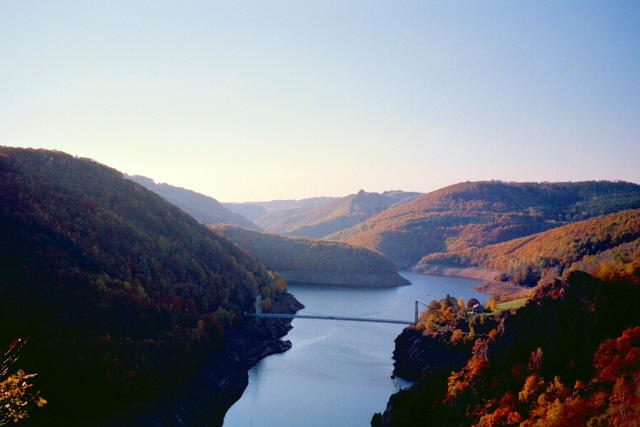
[223,271,487,426]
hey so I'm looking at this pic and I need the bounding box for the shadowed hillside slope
[211,224,410,287]
[0,147,297,425]
[326,181,640,268]
[223,196,338,221]
[255,189,422,238]
[127,175,261,230]
[252,206,314,232]
[219,203,268,221]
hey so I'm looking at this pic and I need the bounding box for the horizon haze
[2,1,639,202]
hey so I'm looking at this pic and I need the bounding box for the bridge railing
[249,295,422,325]
[245,312,415,325]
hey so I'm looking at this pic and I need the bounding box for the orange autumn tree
[591,326,640,426]
[468,327,640,427]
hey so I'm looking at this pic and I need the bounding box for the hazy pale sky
[2,1,639,202]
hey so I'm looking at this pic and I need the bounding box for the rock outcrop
[99,293,304,427]
[392,329,474,381]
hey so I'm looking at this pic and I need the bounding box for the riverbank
[410,264,531,297]
[411,264,501,281]
[473,280,533,298]
[99,292,304,427]
[278,270,411,287]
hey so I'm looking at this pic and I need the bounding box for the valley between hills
[1,146,639,426]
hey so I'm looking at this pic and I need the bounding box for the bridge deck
[245,312,414,325]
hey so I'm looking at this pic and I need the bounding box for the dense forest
[126,174,261,230]
[211,224,410,286]
[211,224,398,274]
[254,189,422,238]
[327,181,640,268]
[417,208,640,287]
[0,147,296,425]
[375,271,640,426]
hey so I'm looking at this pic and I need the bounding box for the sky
[1,1,639,202]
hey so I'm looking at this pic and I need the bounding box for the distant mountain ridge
[127,175,261,230]
[326,180,640,268]
[223,196,338,220]
[255,189,423,238]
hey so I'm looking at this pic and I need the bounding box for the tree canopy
[211,224,398,274]
[0,147,287,423]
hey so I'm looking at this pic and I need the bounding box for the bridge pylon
[255,294,262,324]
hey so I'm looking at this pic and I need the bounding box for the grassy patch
[496,298,528,310]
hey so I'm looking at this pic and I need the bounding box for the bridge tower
[255,294,262,324]
[415,301,419,324]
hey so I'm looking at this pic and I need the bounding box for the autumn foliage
[328,180,640,267]
[0,339,46,424]
[375,271,640,427]
[419,208,640,286]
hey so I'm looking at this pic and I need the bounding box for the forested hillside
[327,181,640,268]
[211,225,410,287]
[375,271,640,426]
[0,147,295,425]
[255,189,422,238]
[417,209,640,287]
[127,174,261,230]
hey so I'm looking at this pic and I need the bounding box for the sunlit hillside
[418,208,640,286]
[327,181,640,268]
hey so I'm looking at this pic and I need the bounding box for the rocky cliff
[391,330,473,381]
[99,292,304,427]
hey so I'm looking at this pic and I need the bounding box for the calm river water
[223,271,487,427]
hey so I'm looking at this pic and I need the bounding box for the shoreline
[473,280,533,298]
[411,264,530,297]
[278,270,411,287]
[412,264,502,281]
[100,293,304,427]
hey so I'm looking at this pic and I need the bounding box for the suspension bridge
[245,295,430,325]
